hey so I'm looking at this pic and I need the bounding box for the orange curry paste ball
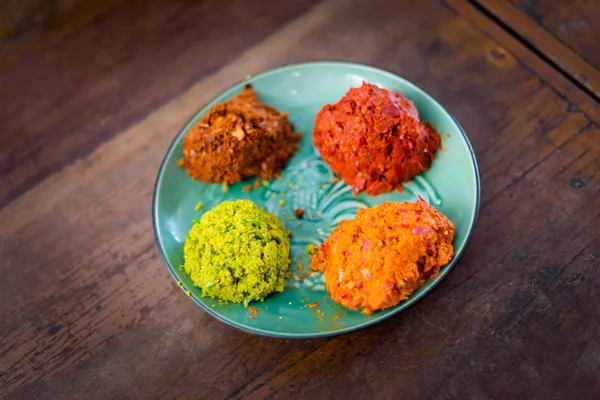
[310,199,454,314]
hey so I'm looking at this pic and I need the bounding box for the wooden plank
[0,0,323,209]
[509,0,600,68]
[1,0,599,398]
[446,0,600,122]
[473,0,600,97]
[0,0,124,73]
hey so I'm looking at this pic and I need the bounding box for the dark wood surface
[475,0,600,97]
[1,0,599,399]
[509,0,600,68]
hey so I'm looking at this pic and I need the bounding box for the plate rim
[152,61,481,339]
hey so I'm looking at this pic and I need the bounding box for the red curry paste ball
[313,82,441,196]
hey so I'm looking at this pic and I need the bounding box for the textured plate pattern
[153,62,480,338]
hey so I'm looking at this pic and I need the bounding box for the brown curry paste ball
[179,85,301,184]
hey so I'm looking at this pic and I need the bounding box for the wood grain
[474,0,600,97]
[447,0,600,122]
[0,0,123,72]
[509,0,600,67]
[1,0,599,399]
[0,0,322,209]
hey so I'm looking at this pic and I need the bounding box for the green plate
[152,62,480,338]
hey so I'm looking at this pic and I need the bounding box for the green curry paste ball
[182,200,291,305]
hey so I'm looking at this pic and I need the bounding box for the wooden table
[1,0,598,399]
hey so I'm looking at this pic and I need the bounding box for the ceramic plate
[152,62,480,338]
